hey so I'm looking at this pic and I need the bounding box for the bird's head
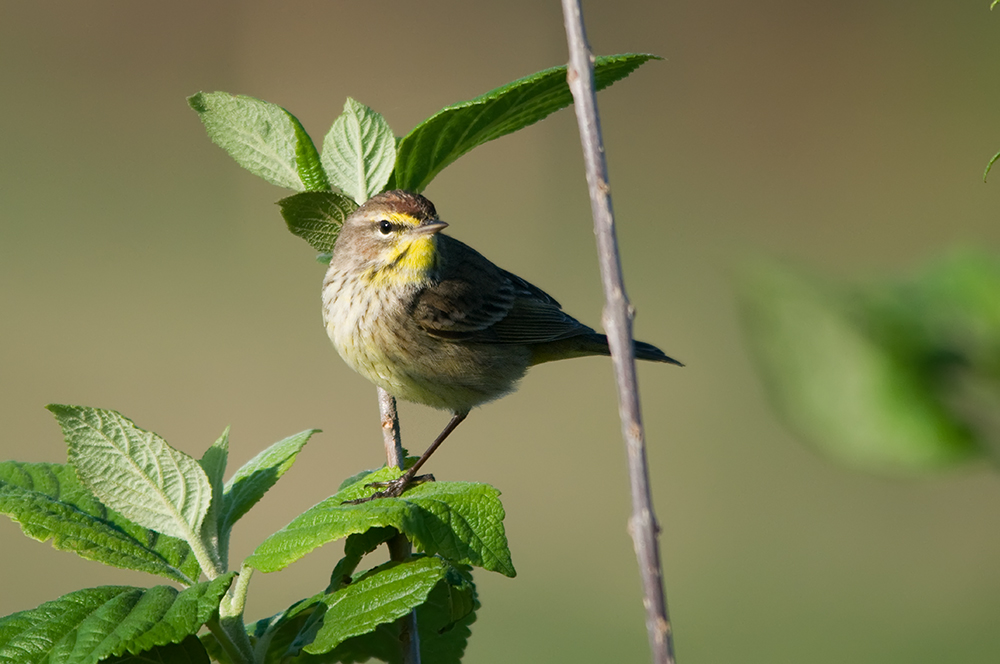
[332,190,449,285]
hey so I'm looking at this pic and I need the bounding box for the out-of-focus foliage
[738,252,1000,473]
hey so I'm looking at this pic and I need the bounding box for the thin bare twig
[559,2,676,662]
[377,386,421,664]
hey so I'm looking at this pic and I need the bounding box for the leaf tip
[187,92,208,113]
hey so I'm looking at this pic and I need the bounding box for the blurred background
[2,1,999,662]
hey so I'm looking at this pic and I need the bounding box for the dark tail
[633,339,685,366]
[531,332,684,366]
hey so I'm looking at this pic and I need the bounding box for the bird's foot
[341,473,435,504]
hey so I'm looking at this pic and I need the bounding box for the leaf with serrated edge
[392,53,659,192]
[322,98,396,204]
[188,92,328,192]
[306,557,449,655]
[291,563,478,663]
[48,405,213,546]
[247,468,515,577]
[100,634,210,664]
[0,575,233,664]
[415,566,478,664]
[0,461,199,584]
[221,429,319,535]
[278,191,358,254]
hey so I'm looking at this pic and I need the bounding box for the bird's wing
[412,236,593,344]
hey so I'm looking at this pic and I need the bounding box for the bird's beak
[413,221,448,236]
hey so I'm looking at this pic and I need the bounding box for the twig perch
[377,385,421,664]
[559,1,676,662]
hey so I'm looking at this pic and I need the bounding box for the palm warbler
[323,190,681,499]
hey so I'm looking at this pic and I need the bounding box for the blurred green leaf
[0,575,233,664]
[0,461,199,584]
[738,262,979,472]
[279,191,359,254]
[907,252,1000,376]
[391,53,659,192]
[322,98,396,204]
[248,468,514,577]
[188,92,329,192]
[984,150,999,182]
[48,405,215,549]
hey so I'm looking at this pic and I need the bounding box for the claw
[340,473,435,505]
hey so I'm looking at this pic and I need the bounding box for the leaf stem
[560,2,676,662]
[211,564,256,664]
[187,527,226,580]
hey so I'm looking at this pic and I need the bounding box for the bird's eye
[378,220,393,235]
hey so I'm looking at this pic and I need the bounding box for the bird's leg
[344,411,469,503]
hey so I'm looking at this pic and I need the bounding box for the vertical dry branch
[377,386,421,664]
[560,2,676,662]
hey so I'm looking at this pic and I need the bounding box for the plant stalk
[560,1,676,662]
[377,386,421,664]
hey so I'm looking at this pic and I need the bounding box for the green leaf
[278,191,359,254]
[322,98,397,204]
[239,594,325,664]
[297,565,477,664]
[306,557,449,655]
[984,150,1000,182]
[188,92,329,192]
[0,575,234,664]
[198,429,230,511]
[0,461,199,585]
[100,634,210,664]
[221,429,320,535]
[47,405,214,548]
[906,251,1000,376]
[738,263,979,472]
[198,428,228,570]
[391,53,659,192]
[238,564,476,664]
[247,468,515,577]
[413,566,478,664]
[329,527,398,591]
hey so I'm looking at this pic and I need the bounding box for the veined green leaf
[48,405,214,548]
[306,557,449,655]
[221,429,319,537]
[0,575,233,664]
[188,92,329,192]
[278,191,359,254]
[237,564,476,663]
[0,461,199,585]
[247,468,514,577]
[99,634,209,664]
[322,98,396,204]
[392,53,659,192]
